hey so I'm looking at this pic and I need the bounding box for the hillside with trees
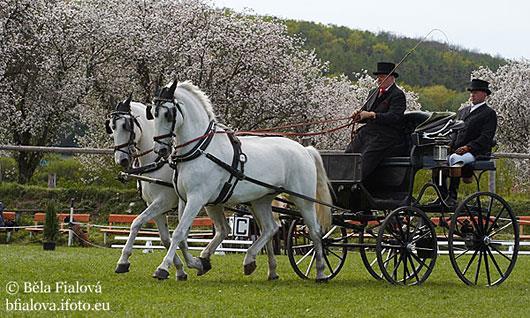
[284,20,506,110]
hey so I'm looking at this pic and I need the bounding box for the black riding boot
[448,177,460,201]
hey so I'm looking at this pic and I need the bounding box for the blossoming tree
[471,60,530,188]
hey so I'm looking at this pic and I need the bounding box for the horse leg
[174,200,204,272]
[295,199,327,283]
[115,202,163,274]
[244,197,279,277]
[193,205,230,276]
[252,207,279,280]
[154,214,188,281]
[153,197,205,280]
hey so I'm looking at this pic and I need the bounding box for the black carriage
[285,111,519,286]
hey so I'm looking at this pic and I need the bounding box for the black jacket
[450,104,497,156]
[359,84,407,144]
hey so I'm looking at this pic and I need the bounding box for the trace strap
[209,132,246,205]
[203,151,341,210]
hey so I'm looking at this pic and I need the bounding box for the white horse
[150,80,332,282]
[105,95,231,280]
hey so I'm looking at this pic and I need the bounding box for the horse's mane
[177,81,216,121]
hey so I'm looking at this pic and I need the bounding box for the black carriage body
[322,111,489,212]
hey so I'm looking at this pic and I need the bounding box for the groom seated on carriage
[433,79,497,206]
[345,62,408,181]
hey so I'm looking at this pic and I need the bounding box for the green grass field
[1,245,529,317]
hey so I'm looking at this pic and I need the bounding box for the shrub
[43,200,59,242]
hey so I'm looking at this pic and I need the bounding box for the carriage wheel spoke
[295,247,315,266]
[488,222,513,238]
[406,213,412,241]
[407,254,420,283]
[484,196,494,233]
[410,229,432,244]
[487,206,506,235]
[323,253,334,273]
[325,247,344,261]
[474,249,483,285]
[402,252,410,284]
[395,214,407,242]
[454,246,472,260]
[486,247,505,277]
[410,251,429,268]
[484,246,492,285]
[391,253,403,281]
[475,196,485,234]
[462,249,479,276]
[464,204,481,234]
[322,226,339,239]
[304,253,316,277]
[490,244,512,262]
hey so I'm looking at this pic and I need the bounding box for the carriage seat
[470,156,496,171]
[402,111,431,135]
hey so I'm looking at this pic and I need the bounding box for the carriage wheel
[359,220,385,280]
[286,217,347,280]
[448,192,519,286]
[376,206,437,286]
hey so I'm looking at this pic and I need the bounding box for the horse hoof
[268,274,279,281]
[152,268,170,280]
[244,262,257,275]
[177,274,188,281]
[115,263,130,274]
[197,257,212,276]
[316,277,329,284]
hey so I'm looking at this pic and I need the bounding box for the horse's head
[149,80,183,158]
[105,93,141,168]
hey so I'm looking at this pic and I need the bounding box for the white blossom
[472,60,530,188]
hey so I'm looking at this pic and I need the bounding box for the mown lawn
[1,245,529,317]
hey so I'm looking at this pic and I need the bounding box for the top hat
[467,79,491,95]
[373,62,399,78]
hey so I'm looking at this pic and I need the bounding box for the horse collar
[171,120,217,163]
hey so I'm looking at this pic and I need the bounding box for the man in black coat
[437,79,497,204]
[345,62,407,181]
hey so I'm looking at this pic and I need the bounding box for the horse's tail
[305,146,332,232]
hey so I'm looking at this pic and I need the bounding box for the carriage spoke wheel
[359,220,385,280]
[376,206,437,286]
[286,218,347,280]
[448,192,519,286]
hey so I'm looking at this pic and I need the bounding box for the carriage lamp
[433,143,449,187]
[433,144,449,162]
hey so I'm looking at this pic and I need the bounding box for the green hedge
[0,182,146,224]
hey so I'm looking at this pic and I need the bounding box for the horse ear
[146,105,154,120]
[125,92,132,106]
[168,78,178,95]
[105,119,113,134]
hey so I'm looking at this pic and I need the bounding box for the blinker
[105,119,113,134]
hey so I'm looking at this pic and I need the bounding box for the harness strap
[203,152,340,210]
[210,132,245,205]
[124,160,167,175]
[171,121,217,163]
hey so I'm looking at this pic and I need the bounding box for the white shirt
[470,101,486,113]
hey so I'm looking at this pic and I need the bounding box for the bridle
[105,111,145,159]
[149,97,184,149]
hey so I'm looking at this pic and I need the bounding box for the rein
[170,115,357,151]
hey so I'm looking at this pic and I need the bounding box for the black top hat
[373,62,399,78]
[467,79,491,95]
